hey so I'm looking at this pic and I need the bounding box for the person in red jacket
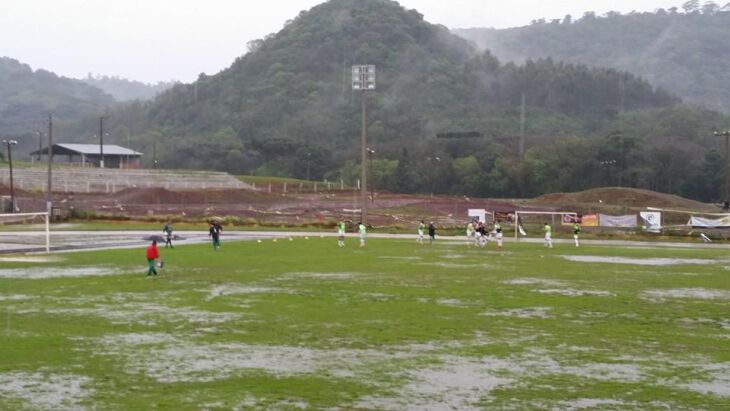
[146,240,160,276]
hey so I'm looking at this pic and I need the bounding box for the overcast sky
[0,0,677,83]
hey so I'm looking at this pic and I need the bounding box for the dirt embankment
[533,187,717,213]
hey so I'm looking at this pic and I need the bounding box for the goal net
[514,211,578,240]
[0,212,50,253]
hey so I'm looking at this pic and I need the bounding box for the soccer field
[1,238,728,410]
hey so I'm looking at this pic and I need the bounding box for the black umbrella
[143,235,166,242]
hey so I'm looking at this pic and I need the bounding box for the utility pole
[37,130,43,162]
[360,91,368,219]
[2,140,17,213]
[352,65,375,224]
[99,116,105,168]
[715,130,730,202]
[519,93,526,158]
[46,114,53,217]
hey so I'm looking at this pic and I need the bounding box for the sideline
[0,230,727,254]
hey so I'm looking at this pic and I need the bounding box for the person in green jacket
[337,220,346,248]
[544,222,553,248]
[358,222,367,248]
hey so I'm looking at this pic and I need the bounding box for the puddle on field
[355,355,513,411]
[0,266,123,279]
[481,307,553,319]
[503,278,567,287]
[535,288,614,297]
[641,288,730,301]
[277,272,360,281]
[205,284,295,301]
[0,294,33,302]
[377,256,422,261]
[0,256,62,263]
[420,262,491,269]
[93,332,424,383]
[45,301,241,326]
[0,372,93,411]
[562,255,718,266]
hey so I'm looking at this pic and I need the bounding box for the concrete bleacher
[0,166,255,193]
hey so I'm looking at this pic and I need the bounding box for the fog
[0,0,675,83]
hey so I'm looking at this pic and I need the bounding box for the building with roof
[30,144,143,169]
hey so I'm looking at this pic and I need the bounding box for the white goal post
[0,212,50,253]
[514,211,578,240]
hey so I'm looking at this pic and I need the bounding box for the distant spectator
[209,221,222,250]
[428,222,436,244]
[163,221,174,248]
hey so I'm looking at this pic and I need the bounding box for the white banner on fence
[640,211,662,233]
[687,216,730,228]
[468,209,486,223]
[598,214,637,228]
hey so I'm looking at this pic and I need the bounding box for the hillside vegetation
[0,57,114,136]
[454,2,730,111]
[58,0,730,203]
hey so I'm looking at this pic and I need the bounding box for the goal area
[0,212,50,253]
[513,211,578,240]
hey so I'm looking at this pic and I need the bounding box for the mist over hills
[0,57,114,136]
[454,3,730,111]
[82,75,176,102]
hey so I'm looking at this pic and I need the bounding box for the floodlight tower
[352,65,376,224]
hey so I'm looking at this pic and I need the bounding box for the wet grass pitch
[1,237,728,409]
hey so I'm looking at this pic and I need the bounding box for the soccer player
[146,240,159,276]
[209,222,222,250]
[494,221,503,249]
[163,221,174,248]
[428,222,436,245]
[477,222,487,248]
[358,222,367,248]
[418,220,425,244]
[544,222,553,248]
[573,222,581,247]
[337,219,346,247]
[466,221,475,246]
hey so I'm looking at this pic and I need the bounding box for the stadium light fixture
[2,139,18,213]
[352,65,375,224]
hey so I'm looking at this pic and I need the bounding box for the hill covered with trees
[0,57,114,137]
[84,0,729,202]
[454,1,730,112]
[82,74,175,102]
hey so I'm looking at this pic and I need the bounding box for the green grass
[1,239,728,409]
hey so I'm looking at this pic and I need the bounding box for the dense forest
[82,75,175,102]
[454,1,730,111]
[5,0,730,203]
[0,57,114,136]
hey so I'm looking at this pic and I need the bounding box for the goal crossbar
[0,212,50,253]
